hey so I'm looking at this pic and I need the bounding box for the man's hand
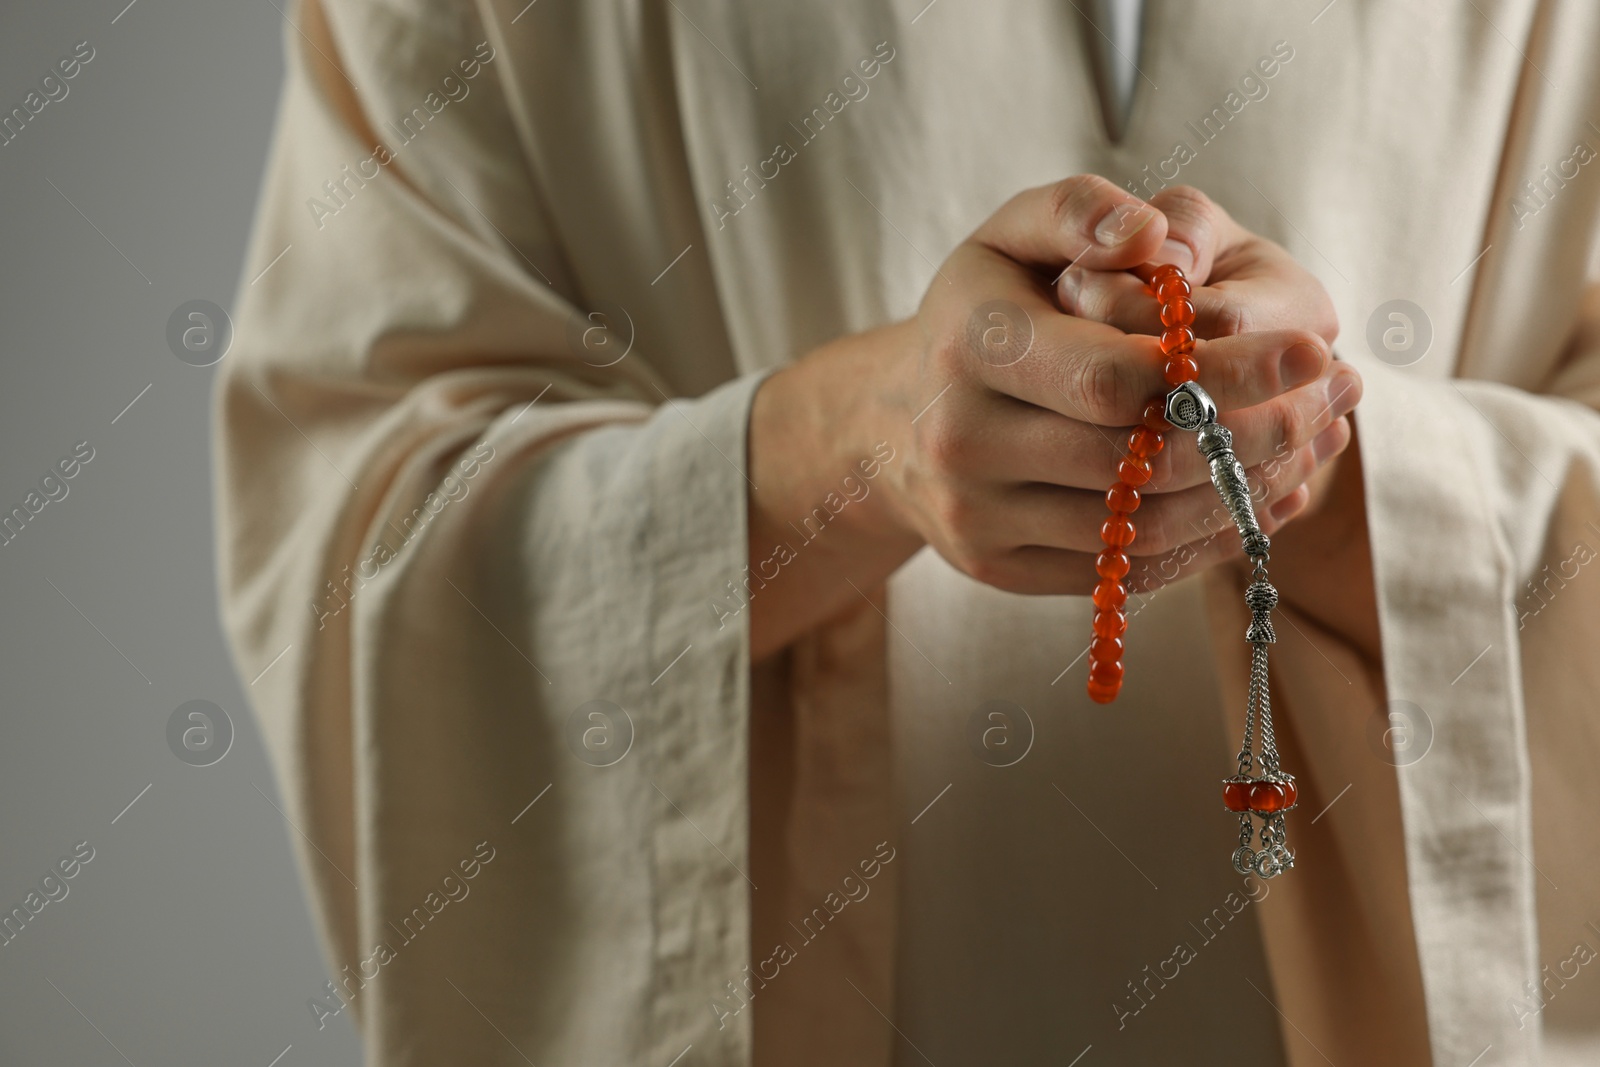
[747,176,1356,659]
[1054,184,1359,527]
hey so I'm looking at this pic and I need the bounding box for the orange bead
[1249,781,1290,814]
[1100,515,1136,547]
[1086,678,1120,704]
[1280,779,1298,808]
[1090,635,1123,662]
[1163,356,1200,387]
[1127,426,1164,459]
[1141,400,1171,432]
[1094,548,1130,579]
[1150,263,1180,281]
[1092,609,1128,638]
[1222,780,1252,813]
[1105,481,1141,513]
[1092,578,1128,610]
[1154,275,1191,302]
[1117,456,1153,487]
[1160,299,1196,328]
[1088,658,1124,686]
[1159,325,1195,357]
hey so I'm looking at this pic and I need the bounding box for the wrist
[749,319,926,557]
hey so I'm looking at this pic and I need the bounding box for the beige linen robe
[218,1,1600,1064]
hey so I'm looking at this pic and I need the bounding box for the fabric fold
[219,3,770,1062]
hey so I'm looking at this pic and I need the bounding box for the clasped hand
[747,175,1360,659]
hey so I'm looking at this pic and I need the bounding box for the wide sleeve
[1205,277,1600,1067]
[216,3,763,1064]
[1352,314,1600,1065]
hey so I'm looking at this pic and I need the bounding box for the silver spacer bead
[1244,580,1279,612]
[1196,421,1233,458]
[1164,381,1218,431]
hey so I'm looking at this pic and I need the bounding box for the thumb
[970,175,1169,276]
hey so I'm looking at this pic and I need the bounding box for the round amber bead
[1154,275,1191,302]
[1160,299,1196,328]
[1150,263,1180,281]
[1092,578,1128,610]
[1086,679,1120,704]
[1100,515,1136,547]
[1163,356,1200,387]
[1105,481,1141,513]
[1249,781,1289,814]
[1127,426,1164,459]
[1089,635,1123,662]
[1159,325,1196,357]
[1116,456,1153,487]
[1094,548,1130,580]
[1141,400,1171,431]
[1092,609,1128,638]
[1088,658,1124,686]
[1222,780,1252,813]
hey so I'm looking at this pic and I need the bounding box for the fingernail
[1156,238,1194,273]
[1279,343,1324,389]
[1311,419,1347,463]
[1325,369,1360,420]
[1056,266,1082,312]
[1093,203,1156,246]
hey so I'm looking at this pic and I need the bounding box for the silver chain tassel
[1165,382,1299,879]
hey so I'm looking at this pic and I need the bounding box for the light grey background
[0,3,362,1063]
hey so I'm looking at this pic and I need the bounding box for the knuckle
[1049,174,1115,230]
[1063,350,1133,422]
[917,411,964,474]
[1213,298,1255,338]
[1209,346,1254,402]
[1275,396,1313,452]
[1157,184,1219,229]
[1160,184,1214,213]
[1072,278,1119,324]
[930,333,968,376]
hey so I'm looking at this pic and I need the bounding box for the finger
[960,473,1312,597]
[1146,364,1361,491]
[976,306,1333,428]
[1143,185,1232,282]
[1056,266,1164,335]
[983,361,1360,494]
[1188,328,1335,413]
[970,175,1168,274]
[928,391,1113,492]
[990,430,1329,556]
[1128,434,1328,557]
[1059,256,1339,343]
